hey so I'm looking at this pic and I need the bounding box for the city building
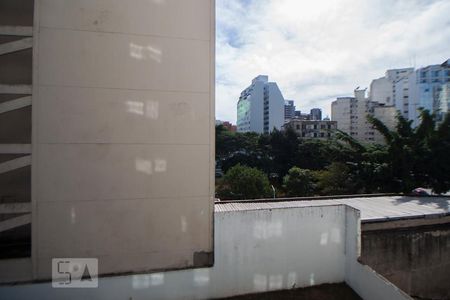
[221,121,237,132]
[408,59,450,127]
[310,108,322,120]
[331,96,357,136]
[284,100,295,121]
[294,110,312,120]
[292,108,323,121]
[283,119,337,139]
[332,88,397,143]
[369,61,450,127]
[369,68,414,106]
[237,75,285,134]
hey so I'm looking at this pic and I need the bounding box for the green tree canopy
[283,167,315,197]
[216,164,271,200]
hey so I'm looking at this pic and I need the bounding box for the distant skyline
[216,0,450,123]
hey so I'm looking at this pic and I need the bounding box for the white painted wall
[344,207,411,300]
[267,82,285,132]
[249,80,265,133]
[370,77,392,105]
[0,204,411,300]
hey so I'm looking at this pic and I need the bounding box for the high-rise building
[310,108,322,120]
[331,96,357,136]
[332,88,396,144]
[369,68,414,106]
[408,60,450,127]
[284,100,295,121]
[370,61,450,128]
[237,75,285,134]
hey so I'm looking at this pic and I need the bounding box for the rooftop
[216,195,450,222]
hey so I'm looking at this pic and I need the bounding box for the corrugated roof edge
[215,193,400,204]
[215,193,450,204]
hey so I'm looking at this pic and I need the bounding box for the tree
[262,127,301,179]
[314,162,356,195]
[426,112,450,194]
[368,110,450,194]
[216,164,271,200]
[283,167,315,197]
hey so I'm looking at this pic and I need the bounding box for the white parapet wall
[344,206,412,300]
[0,204,411,300]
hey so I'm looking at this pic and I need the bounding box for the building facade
[284,119,337,139]
[237,75,285,134]
[369,61,450,128]
[310,108,322,120]
[331,96,357,136]
[284,100,295,121]
[408,60,450,127]
[0,0,215,283]
[369,68,414,106]
[332,88,396,144]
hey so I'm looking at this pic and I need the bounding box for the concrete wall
[30,0,215,280]
[344,207,411,300]
[361,220,450,299]
[1,205,347,299]
[0,204,412,300]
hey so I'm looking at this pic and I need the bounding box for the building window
[296,124,300,130]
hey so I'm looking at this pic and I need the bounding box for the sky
[215,0,450,123]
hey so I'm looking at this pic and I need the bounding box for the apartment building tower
[409,60,450,127]
[284,100,295,121]
[332,88,396,144]
[237,75,285,134]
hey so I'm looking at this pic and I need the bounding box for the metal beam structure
[0,37,32,56]
[0,156,31,175]
[0,214,31,233]
[0,96,32,114]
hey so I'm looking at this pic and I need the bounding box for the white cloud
[216,0,450,123]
